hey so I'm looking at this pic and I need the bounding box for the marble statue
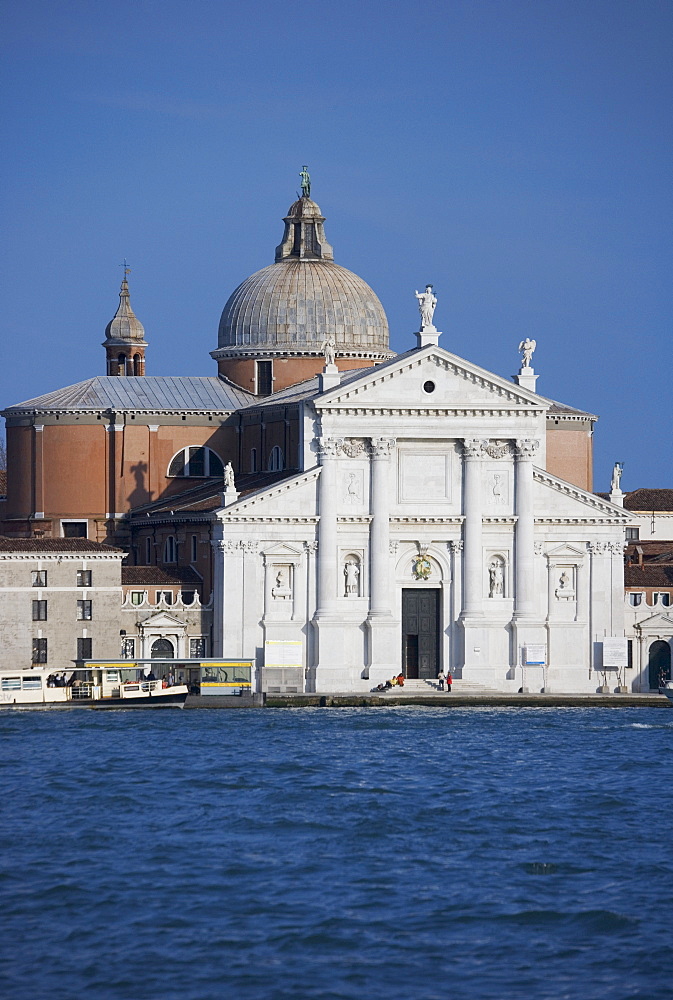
[344,559,360,596]
[415,285,437,329]
[322,336,336,367]
[489,560,504,597]
[611,462,623,492]
[224,462,235,490]
[300,165,311,198]
[518,338,536,368]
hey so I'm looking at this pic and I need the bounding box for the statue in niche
[272,567,292,600]
[518,338,536,368]
[415,285,437,329]
[611,462,623,492]
[344,559,360,596]
[322,336,336,367]
[489,560,504,597]
[555,570,575,600]
[224,462,235,490]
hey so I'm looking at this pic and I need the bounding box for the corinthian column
[461,439,485,617]
[315,437,342,617]
[513,438,539,619]
[369,437,396,616]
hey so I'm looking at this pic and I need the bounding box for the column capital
[514,438,540,460]
[462,438,487,459]
[370,436,396,459]
[448,539,464,553]
[317,436,343,461]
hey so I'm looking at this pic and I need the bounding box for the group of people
[374,673,406,691]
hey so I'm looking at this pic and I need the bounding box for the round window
[423,380,436,393]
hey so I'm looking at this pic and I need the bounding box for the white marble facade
[212,345,629,694]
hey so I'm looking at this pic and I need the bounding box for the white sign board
[602,638,628,668]
[523,644,546,666]
[264,640,303,669]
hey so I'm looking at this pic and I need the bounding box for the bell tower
[102,269,148,376]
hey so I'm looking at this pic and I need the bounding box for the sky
[0,0,670,490]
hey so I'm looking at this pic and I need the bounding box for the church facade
[0,179,630,691]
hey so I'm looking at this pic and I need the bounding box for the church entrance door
[402,589,440,679]
[648,640,671,690]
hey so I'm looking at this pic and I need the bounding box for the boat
[661,681,673,702]
[0,662,189,709]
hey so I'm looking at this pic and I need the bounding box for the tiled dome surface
[217,258,389,354]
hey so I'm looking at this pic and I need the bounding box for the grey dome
[217,259,390,355]
[103,277,146,346]
[213,193,391,358]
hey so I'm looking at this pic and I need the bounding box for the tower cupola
[102,270,148,376]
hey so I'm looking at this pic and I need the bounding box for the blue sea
[1,706,673,1000]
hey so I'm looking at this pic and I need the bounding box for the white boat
[661,681,673,702]
[0,663,189,709]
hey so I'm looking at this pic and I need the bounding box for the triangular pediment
[137,612,188,630]
[314,346,547,411]
[633,612,673,631]
[262,542,304,557]
[217,468,320,518]
[534,469,631,521]
[546,542,587,558]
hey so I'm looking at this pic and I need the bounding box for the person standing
[446,672,453,693]
[437,669,445,692]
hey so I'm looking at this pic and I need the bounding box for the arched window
[168,446,224,478]
[117,354,127,375]
[151,638,174,659]
[250,448,257,473]
[268,446,284,472]
[163,535,176,563]
[133,353,142,376]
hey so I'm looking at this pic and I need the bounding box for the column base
[365,614,400,685]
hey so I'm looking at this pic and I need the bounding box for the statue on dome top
[300,165,311,199]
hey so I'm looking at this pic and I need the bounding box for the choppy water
[1,706,673,1000]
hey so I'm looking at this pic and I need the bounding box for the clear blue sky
[1,0,670,490]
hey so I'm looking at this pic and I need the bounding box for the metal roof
[3,376,256,414]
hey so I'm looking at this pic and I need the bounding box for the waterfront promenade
[188,691,672,709]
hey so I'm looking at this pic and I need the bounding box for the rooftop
[3,375,256,414]
[0,536,121,553]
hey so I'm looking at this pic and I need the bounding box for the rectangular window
[181,590,195,605]
[76,570,92,587]
[1,676,22,690]
[23,676,42,690]
[257,361,273,396]
[121,637,135,659]
[157,591,173,605]
[190,637,206,658]
[625,527,640,541]
[131,591,145,606]
[32,638,47,664]
[62,521,88,538]
[32,570,47,587]
[32,600,47,621]
[145,537,152,564]
[191,534,198,563]
[659,593,671,607]
[77,637,92,659]
[77,600,92,621]
[188,447,205,477]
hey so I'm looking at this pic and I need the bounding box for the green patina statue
[300,165,311,198]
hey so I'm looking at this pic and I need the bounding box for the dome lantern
[102,267,148,376]
[211,176,393,394]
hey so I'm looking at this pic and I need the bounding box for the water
[1,706,672,1000]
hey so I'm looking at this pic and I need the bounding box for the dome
[217,258,390,355]
[213,191,391,359]
[103,277,146,345]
